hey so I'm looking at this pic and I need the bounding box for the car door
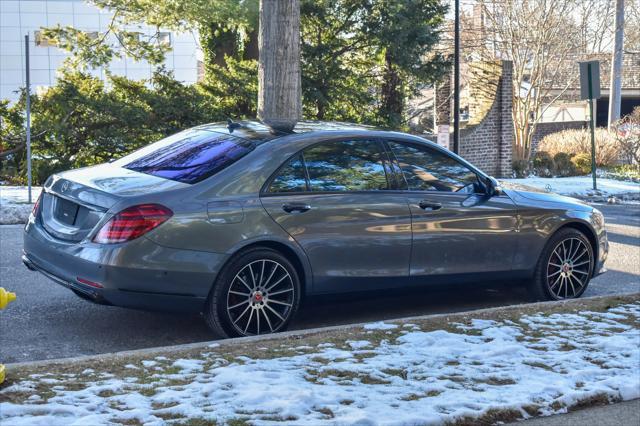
[260,139,412,293]
[385,139,519,278]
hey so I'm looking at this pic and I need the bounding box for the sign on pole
[578,60,600,191]
[579,61,600,101]
[437,124,450,150]
[25,34,32,203]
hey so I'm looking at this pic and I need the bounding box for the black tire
[528,228,594,301]
[204,247,301,337]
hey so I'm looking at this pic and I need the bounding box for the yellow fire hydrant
[0,288,16,385]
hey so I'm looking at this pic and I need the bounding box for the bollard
[0,288,16,384]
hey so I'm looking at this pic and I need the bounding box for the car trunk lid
[40,164,188,242]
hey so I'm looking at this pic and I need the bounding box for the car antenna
[227,118,241,133]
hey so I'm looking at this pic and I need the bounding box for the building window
[158,32,171,46]
[34,30,57,47]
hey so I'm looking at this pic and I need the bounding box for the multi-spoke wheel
[529,228,594,301]
[204,248,301,337]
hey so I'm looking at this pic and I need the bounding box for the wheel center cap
[562,263,571,273]
[253,291,263,302]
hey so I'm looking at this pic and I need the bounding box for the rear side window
[269,155,308,192]
[387,141,478,192]
[304,140,389,192]
[119,129,255,184]
[268,140,390,193]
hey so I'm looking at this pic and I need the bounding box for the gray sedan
[23,121,608,337]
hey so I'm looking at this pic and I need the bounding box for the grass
[1,293,637,425]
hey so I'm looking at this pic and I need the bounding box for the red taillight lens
[31,193,42,216]
[93,204,172,244]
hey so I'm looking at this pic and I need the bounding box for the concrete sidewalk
[510,399,640,425]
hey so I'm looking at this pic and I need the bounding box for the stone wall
[458,61,514,177]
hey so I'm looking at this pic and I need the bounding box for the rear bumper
[23,220,229,313]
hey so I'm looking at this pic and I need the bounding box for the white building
[0,0,201,102]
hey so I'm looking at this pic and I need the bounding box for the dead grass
[449,408,523,426]
[1,293,637,425]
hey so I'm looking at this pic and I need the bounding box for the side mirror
[485,177,502,196]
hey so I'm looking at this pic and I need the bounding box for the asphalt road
[1,204,638,363]
[510,399,640,426]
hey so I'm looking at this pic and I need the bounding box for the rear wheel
[204,248,301,337]
[528,228,594,301]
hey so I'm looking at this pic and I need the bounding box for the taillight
[31,193,42,216]
[93,204,172,244]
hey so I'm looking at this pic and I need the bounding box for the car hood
[498,180,592,211]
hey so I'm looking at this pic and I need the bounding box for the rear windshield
[118,129,255,184]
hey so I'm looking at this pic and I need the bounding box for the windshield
[116,129,255,184]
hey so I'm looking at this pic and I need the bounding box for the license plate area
[55,197,80,225]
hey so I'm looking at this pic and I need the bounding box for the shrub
[600,164,640,182]
[532,151,554,177]
[553,152,575,177]
[512,159,529,178]
[613,106,640,165]
[571,152,592,175]
[538,128,620,167]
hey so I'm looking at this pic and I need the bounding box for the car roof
[194,120,380,142]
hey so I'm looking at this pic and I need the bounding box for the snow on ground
[503,176,640,198]
[1,302,639,426]
[0,186,42,225]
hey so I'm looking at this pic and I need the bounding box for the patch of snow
[171,359,204,373]
[346,340,371,349]
[363,321,399,330]
[0,186,42,224]
[503,176,639,198]
[1,303,639,426]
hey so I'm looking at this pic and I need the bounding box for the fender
[223,235,314,295]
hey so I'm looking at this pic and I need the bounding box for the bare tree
[479,0,613,160]
[625,0,640,53]
[257,0,301,132]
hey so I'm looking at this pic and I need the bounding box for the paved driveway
[1,204,638,363]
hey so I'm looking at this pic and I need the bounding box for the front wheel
[204,248,301,337]
[528,228,594,301]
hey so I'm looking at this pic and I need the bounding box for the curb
[8,291,639,371]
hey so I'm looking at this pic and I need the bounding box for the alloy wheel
[226,259,296,336]
[546,237,592,299]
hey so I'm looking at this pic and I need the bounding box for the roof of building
[550,52,640,91]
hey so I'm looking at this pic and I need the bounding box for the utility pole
[25,34,32,203]
[453,0,460,154]
[608,0,624,129]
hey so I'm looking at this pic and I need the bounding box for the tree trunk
[258,0,301,132]
[380,51,403,128]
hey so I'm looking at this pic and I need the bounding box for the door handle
[418,200,442,211]
[282,203,311,213]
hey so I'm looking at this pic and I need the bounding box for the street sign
[579,60,601,100]
[437,124,450,150]
[578,60,600,191]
